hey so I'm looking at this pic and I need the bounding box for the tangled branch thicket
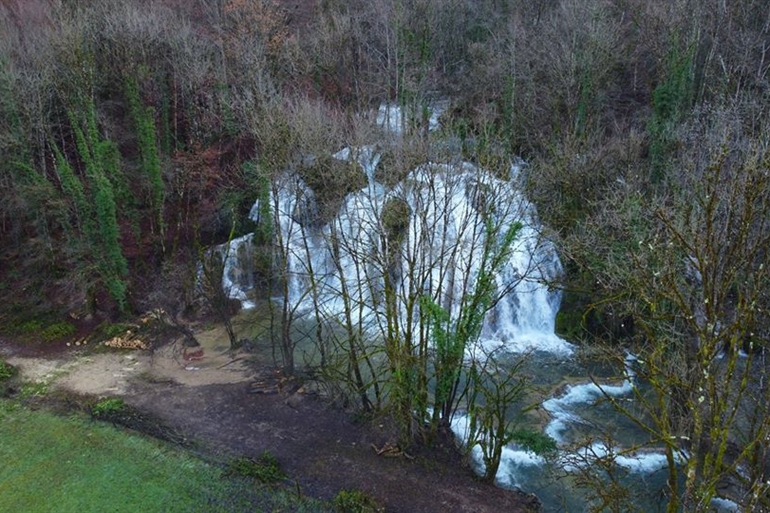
[1,0,769,509]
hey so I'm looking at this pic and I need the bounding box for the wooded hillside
[1,0,767,321]
[2,1,770,509]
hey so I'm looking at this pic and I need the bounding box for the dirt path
[1,335,539,513]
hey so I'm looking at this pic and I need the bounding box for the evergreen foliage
[647,39,695,181]
[57,98,128,310]
[53,144,90,234]
[421,218,523,433]
[125,75,164,238]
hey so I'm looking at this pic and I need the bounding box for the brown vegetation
[1,0,769,510]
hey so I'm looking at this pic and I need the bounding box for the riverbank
[0,332,540,513]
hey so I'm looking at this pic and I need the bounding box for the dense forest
[1,0,769,510]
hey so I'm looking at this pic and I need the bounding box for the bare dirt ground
[1,331,540,513]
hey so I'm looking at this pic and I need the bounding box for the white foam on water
[615,452,669,473]
[543,354,636,443]
[375,101,448,135]
[557,441,671,474]
[450,412,545,489]
[710,497,741,512]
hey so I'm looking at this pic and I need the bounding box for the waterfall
[216,233,258,310]
[218,152,711,510]
[206,201,262,310]
[375,101,448,134]
[263,154,572,356]
[215,150,568,358]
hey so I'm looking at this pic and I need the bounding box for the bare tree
[567,101,770,511]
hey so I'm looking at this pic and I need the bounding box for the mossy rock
[376,152,411,188]
[555,310,586,341]
[297,154,367,226]
[381,197,411,244]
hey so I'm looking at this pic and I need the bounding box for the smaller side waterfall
[206,203,263,310]
[215,233,258,309]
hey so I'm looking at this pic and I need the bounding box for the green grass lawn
[0,400,326,513]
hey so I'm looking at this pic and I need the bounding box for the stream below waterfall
[451,351,674,512]
[211,144,739,512]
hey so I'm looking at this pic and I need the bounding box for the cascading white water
[376,100,448,135]
[265,153,572,357]
[206,203,263,310]
[217,233,258,309]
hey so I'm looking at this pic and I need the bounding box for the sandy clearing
[5,329,255,397]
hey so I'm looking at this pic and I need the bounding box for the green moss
[91,397,126,418]
[97,322,133,340]
[555,310,586,341]
[0,360,16,381]
[16,319,43,334]
[1,315,75,342]
[333,489,383,513]
[225,452,286,484]
[41,321,76,342]
[381,197,411,247]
